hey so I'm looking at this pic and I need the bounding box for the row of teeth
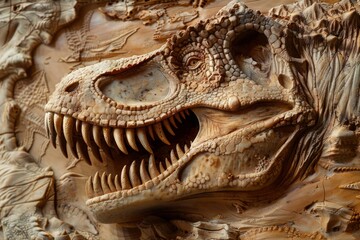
[45,109,191,164]
[85,143,189,198]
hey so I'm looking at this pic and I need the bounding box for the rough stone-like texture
[0,0,359,239]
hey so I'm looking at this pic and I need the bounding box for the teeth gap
[46,110,198,197]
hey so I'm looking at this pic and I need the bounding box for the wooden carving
[1,0,360,239]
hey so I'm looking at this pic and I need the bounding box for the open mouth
[45,109,200,198]
[45,100,302,201]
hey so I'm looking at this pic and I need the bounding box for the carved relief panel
[0,0,360,239]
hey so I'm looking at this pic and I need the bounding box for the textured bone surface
[1,0,360,239]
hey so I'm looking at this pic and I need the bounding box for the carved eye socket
[231,30,272,84]
[186,57,203,70]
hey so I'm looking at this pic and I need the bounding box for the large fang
[140,159,150,183]
[154,123,170,145]
[147,125,155,140]
[163,119,175,136]
[129,161,141,187]
[76,119,82,132]
[169,115,178,128]
[126,129,139,151]
[165,158,172,169]
[63,115,78,158]
[159,162,165,173]
[54,113,63,137]
[176,144,184,158]
[81,123,92,147]
[93,126,111,158]
[63,115,75,148]
[86,176,94,198]
[76,138,91,165]
[184,143,190,152]
[55,114,68,158]
[114,128,128,154]
[137,128,153,153]
[170,149,177,164]
[93,172,103,196]
[101,172,111,194]
[46,112,56,147]
[103,127,113,147]
[44,113,49,137]
[174,113,182,123]
[148,155,160,178]
[121,165,131,190]
[107,174,116,192]
[114,174,121,191]
[93,126,103,149]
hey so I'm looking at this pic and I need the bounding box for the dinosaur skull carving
[45,1,315,223]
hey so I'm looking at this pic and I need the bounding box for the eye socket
[185,56,203,70]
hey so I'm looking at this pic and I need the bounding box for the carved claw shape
[29,216,54,240]
[31,232,54,240]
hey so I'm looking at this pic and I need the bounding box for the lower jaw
[87,123,299,225]
[87,160,282,225]
[86,129,297,224]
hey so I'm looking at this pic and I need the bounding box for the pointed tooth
[107,174,116,192]
[165,158,172,169]
[101,172,111,194]
[93,172,103,196]
[75,119,82,132]
[90,143,103,163]
[54,113,63,137]
[169,116,178,128]
[58,130,68,158]
[121,165,131,190]
[113,128,128,154]
[176,144,184,158]
[76,138,91,165]
[137,128,153,153]
[140,159,151,183]
[163,119,175,136]
[81,123,92,147]
[103,127,113,147]
[63,116,75,148]
[44,112,50,138]
[81,123,102,162]
[55,114,68,157]
[93,126,103,149]
[180,111,186,119]
[58,136,68,158]
[93,126,111,159]
[184,143,190,152]
[69,143,79,159]
[85,176,95,198]
[147,125,155,140]
[114,174,122,191]
[126,128,139,151]
[64,117,78,158]
[159,162,166,173]
[174,113,182,123]
[149,155,160,179]
[154,123,170,145]
[47,112,57,147]
[129,161,141,187]
[170,149,177,164]
[185,109,190,115]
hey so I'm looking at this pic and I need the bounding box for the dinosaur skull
[45,1,315,223]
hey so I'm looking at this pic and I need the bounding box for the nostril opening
[65,82,79,93]
[278,74,293,89]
